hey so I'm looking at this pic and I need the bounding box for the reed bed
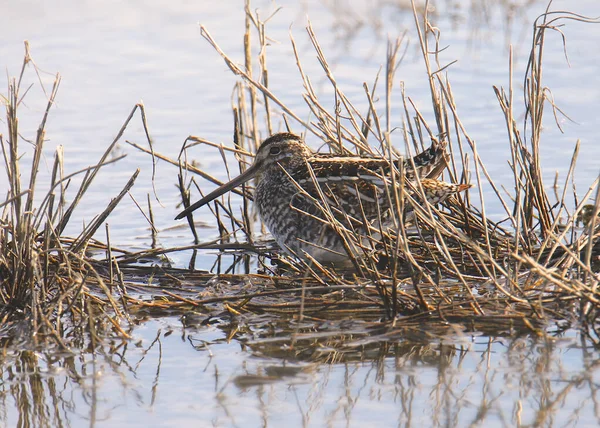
[2,2,600,351]
[154,1,600,338]
[0,44,143,348]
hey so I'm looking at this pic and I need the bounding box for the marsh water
[1,0,600,426]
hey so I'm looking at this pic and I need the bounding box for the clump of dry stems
[168,2,600,331]
[4,2,599,348]
[0,43,140,348]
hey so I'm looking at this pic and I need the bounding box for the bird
[176,132,471,264]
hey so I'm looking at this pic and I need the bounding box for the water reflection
[1,319,599,426]
[191,324,600,426]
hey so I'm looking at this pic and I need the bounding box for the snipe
[176,133,471,263]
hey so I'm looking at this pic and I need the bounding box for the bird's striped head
[175,132,310,220]
[253,133,311,173]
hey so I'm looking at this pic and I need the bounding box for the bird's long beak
[175,163,260,220]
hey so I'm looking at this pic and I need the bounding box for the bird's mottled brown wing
[306,137,448,179]
[281,139,452,226]
[288,160,390,228]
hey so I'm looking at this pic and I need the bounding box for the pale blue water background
[1,0,599,426]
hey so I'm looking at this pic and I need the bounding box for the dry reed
[148,0,600,336]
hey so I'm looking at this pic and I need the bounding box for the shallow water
[1,0,600,426]
[3,318,600,427]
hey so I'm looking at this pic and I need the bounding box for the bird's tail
[403,137,448,180]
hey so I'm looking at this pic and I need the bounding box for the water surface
[1,0,599,426]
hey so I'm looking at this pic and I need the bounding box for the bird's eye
[269,146,281,155]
